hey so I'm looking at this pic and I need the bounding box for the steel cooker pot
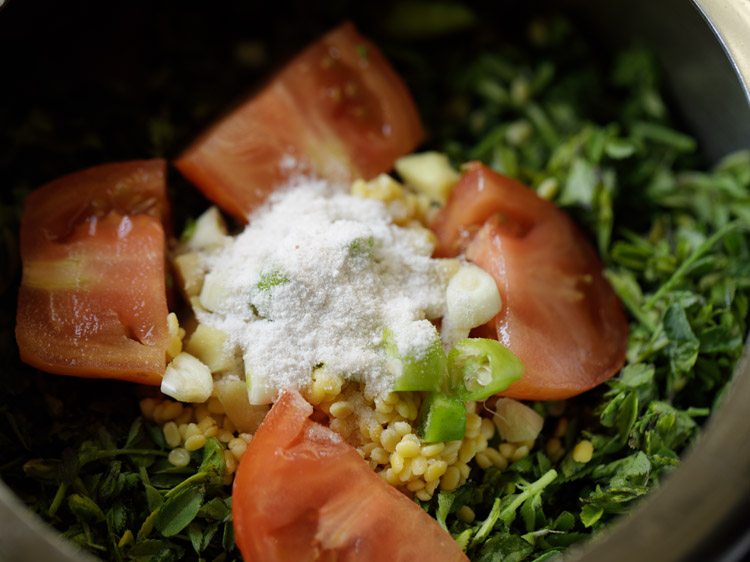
[0,0,749,560]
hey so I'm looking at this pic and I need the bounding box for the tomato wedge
[233,390,469,562]
[432,163,627,400]
[16,160,171,384]
[176,22,424,221]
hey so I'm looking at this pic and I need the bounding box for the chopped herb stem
[645,222,744,308]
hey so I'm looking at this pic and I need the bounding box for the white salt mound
[197,179,451,399]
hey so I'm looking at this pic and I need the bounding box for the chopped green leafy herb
[1,4,749,562]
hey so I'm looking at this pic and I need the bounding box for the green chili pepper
[448,338,524,401]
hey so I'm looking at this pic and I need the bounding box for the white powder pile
[196,179,451,399]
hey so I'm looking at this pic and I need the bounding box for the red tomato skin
[433,163,628,400]
[233,390,469,562]
[176,22,424,222]
[16,160,170,385]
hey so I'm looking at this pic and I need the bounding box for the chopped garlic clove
[185,323,237,373]
[395,152,460,203]
[165,313,185,360]
[215,377,269,433]
[445,263,502,329]
[161,352,213,403]
[199,271,233,313]
[173,252,206,299]
[185,206,229,251]
[493,398,544,443]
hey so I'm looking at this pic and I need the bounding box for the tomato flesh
[432,163,627,400]
[16,160,170,384]
[176,22,424,221]
[233,390,469,562]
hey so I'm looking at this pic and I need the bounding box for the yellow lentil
[163,401,184,421]
[185,434,207,452]
[499,443,516,459]
[375,400,394,414]
[371,447,389,465]
[392,421,412,437]
[384,468,399,486]
[139,398,158,420]
[407,479,425,492]
[395,436,421,458]
[152,403,167,424]
[197,416,217,432]
[168,448,191,467]
[457,506,476,524]
[184,422,200,440]
[480,418,496,441]
[163,422,181,448]
[475,452,492,469]
[224,450,238,474]
[572,440,594,463]
[458,440,477,464]
[390,452,405,473]
[421,443,445,457]
[424,460,448,482]
[229,438,247,460]
[398,461,413,482]
[511,445,529,463]
[484,448,508,470]
[410,456,428,476]
[465,414,482,439]
[440,466,461,491]
[415,490,432,502]
[395,401,411,419]
[380,428,399,452]
[329,400,354,419]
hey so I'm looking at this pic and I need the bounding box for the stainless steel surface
[695,0,750,103]
[1,1,750,561]
[0,481,96,562]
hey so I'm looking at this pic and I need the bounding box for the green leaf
[145,483,164,512]
[663,304,700,391]
[188,521,220,555]
[474,533,534,562]
[106,503,127,536]
[435,491,455,531]
[67,494,106,523]
[127,539,184,562]
[560,157,597,207]
[154,483,205,537]
[198,497,232,521]
[199,437,226,485]
[580,504,604,528]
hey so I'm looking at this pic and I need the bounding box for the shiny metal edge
[568,339,750,562]
[693,0,750,103]
[1,3,749,562]
[569,4,750,559]
[0,480,97,562]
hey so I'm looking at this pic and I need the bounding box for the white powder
[196,179,450,399]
